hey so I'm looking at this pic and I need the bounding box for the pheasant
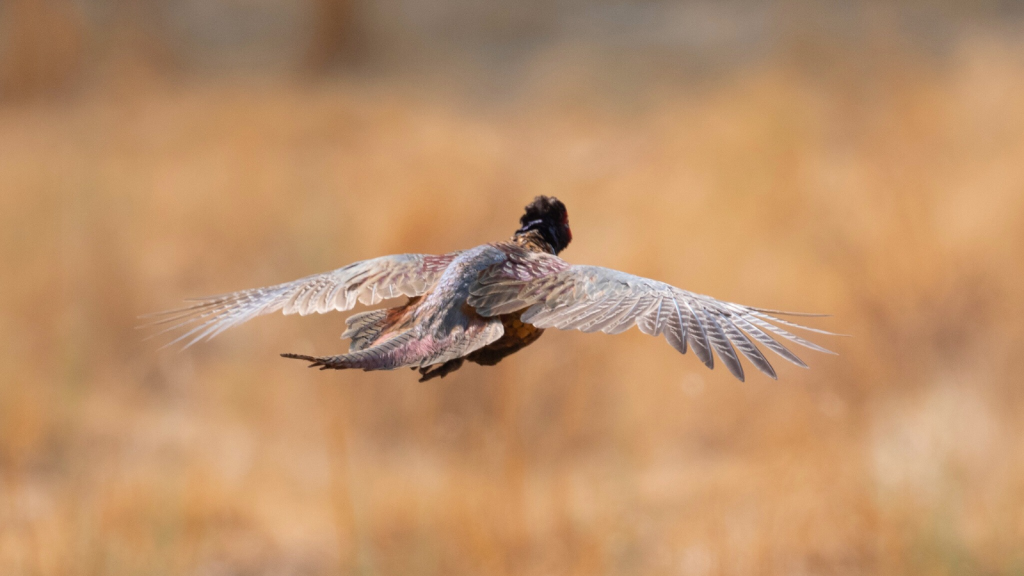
[146,196,834,381]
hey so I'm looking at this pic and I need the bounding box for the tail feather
[341,309,389,351]
[285,313,506,373]
[282,331,421,371]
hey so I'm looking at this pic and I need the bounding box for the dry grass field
[2,14,1024,576]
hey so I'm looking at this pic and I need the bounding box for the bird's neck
[511,229,557,254]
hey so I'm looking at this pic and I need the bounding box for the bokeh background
[3,1,1024,574]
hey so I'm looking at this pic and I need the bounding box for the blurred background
[2,1,1024,574]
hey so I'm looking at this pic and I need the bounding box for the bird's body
[147,197,834,381]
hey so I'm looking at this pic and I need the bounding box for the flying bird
[145,196,835,381]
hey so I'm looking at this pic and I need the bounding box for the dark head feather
[516,196,572,254]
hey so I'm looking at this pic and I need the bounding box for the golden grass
[2,39,1024,575]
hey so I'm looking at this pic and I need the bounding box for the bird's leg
[418,358,465,382]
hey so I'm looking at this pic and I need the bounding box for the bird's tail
[283,331,423,371]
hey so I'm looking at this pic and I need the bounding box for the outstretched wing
[468,252,835,381]
[143,253,456,348]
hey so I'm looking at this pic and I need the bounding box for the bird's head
[516,196,572,254]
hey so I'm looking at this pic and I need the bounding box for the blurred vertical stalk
[0,0,85,100]
[305,0,365,72]
[498,371,528,570]
[317,381,375,574]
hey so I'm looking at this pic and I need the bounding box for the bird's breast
[493,310,545,350]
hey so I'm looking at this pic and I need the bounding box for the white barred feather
[142,253,456,349]
[469,257,836,381]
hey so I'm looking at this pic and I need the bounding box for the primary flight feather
[144,196,835,381]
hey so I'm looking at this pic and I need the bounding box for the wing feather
[662,298,689,356]
[717,316,777,379]
[728,314,808,369]
[142,253,456,348]
[679,298,712,368]
[698,309,744,381]
[468,255,834,381]
[601,293,655,335]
